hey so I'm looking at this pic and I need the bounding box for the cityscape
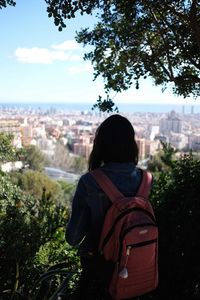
[0,103,200,178]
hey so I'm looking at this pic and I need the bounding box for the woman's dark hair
[88,114,138,170]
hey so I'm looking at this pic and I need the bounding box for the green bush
[31,229,80,298]
[150,154,200,299]
[0,172,76,297]
[0,133,78,298]
[2,131,200,299]
[0,173,41,293]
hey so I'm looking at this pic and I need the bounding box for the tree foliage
[58,179,76,206]
[0,170,75,297]
[50,141,73,171]
[33,230,80,298]
[14,169,62,200]
[49,141,87,173]
[22,144,48,172]
[0,173,41,294]
[150,153,200,299]
[148,141,178,172]
[0,133,76,297]
[0,0,15,9]
[0,133,17,164]
[46,0,200,111]
[71,155,87,174]
[2,1,200,110]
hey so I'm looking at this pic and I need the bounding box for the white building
[159,110,182,135]
[169,132,188,150]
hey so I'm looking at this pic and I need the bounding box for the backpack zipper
[121,222,157,239]
[101,208,156,252]
[118,238,157,279]
[127,238,158,249]
[118,225,158,263]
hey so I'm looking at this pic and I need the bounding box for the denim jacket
[66,162,142,256]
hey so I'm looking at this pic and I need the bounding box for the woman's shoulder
[78,171,101,191]
[79,171,92,182]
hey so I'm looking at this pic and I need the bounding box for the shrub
[150,154,200,299]
[0,172,74,297]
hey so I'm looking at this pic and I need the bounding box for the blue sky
[0,1,199,106]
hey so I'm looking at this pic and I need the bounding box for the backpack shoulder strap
[136,169,153,199]
[91,169,123,203]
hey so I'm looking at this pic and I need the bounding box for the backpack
[91,169,158,300]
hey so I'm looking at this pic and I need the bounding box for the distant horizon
[0,100,200,106]
[1,101,200,114]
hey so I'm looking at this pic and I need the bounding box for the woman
[66,114,142,299]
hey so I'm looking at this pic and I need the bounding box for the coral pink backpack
[91,169,158,300]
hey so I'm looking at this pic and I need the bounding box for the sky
[0,0,199,106]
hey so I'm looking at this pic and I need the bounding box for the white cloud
[52,40,80,50]
[14,39,83,64]
[15,47,81,64]
[69,54,83,61]
[68,63,93,74]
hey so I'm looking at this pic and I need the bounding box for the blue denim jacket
[66,162,142,256]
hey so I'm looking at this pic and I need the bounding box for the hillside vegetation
[0,133,200,299]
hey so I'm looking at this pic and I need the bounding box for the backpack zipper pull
[118,246,131,279]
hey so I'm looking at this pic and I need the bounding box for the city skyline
[0,1,200,106]
[0,104,199,170]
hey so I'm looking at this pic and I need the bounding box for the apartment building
[0,119,21,135]
[159,110,182,135]
[188,134,200,151]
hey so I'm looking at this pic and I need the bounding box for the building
[20,123,33,146]
[159,110,182,135]
[0,119,21,135]
[145,139,161,157]
[136,138,146,160]
[169,132,188,149]
[73,142,93,159]
[188,134,200,151]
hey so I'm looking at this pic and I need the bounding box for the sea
[0,102,200,114]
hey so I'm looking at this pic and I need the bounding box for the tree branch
[189,0,200,52]
[148,41,173,81]
[149,8,175,81]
